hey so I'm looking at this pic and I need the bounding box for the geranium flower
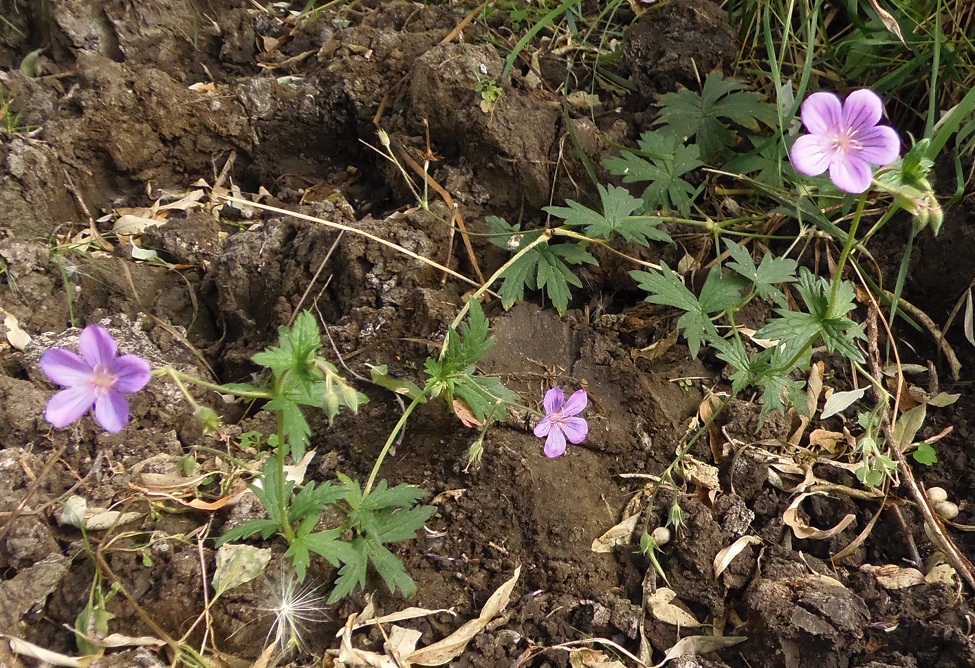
[534,387,588,458]
[40,325,151,433]
[790,89,900,194]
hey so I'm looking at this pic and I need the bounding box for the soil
[2,1,975,667]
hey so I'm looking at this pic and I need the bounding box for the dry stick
[864,301,975,591]
[394,141,487,284]
[438,0,491,45]
[881,288,962,381]
[219,195,491,293]
[289,230,343,325]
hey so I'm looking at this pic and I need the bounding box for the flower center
[88,364,116,394]
[830,126,862,154]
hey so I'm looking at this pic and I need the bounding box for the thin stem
[364,393,426,497]
[445,229,554,336]
[828,193,868,316]
[156,366,272,400]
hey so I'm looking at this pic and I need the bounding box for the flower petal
[842,89,883,132]
[790,134,834,177]
[801,92,843,135]
[561,389,588,417]
[46,385,96,428]
[543,387,564,414]
[40,348,93,387]
[561,417,589,444]
[111,355,152,393]
[79,326,118,368]
[829,155,873,194]
[855,125,900,166]
[94,391,130,433]
[534,416,553,438]
[544,428,567,458]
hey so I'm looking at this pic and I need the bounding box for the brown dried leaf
[592,514,640,553]
[646,588,702,627]
[783,492,856,540]
[713,535,760,579]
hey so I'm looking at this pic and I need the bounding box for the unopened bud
[194,406,222,432]
[60,495,88,528]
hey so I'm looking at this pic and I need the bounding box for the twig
[865,298,975,591]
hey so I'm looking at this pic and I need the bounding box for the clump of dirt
[2,1,975,668]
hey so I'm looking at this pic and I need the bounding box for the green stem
[156,366,272,400]
[363,393,426,497]
[828,193,868,316]
[444,229,554,340]
[264,371,295,542]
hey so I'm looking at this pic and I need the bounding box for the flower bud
[927,486,948,504]
[934,500,959,520]
[194,406,222,432]
[652,526,672,546]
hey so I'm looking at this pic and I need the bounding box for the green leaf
[216,519,280,545]
[603,131,702,216]
[328,540,368,604]
[724,240,797,306]
[911,442,938,466]
[373,505,438,544]
[285,515,321,581]
[304,527,357,567]
[288,480,348,523]
[253,312,323,381]
[631,264,744,358]
[365,538,418,598]
[657,72,777,158]
[361,482,428,511]
[757,269,865,365]
[544,184,672,246]
[265,395,311,460]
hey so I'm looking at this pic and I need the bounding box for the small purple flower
[790,89,900,194]
[40,325,151,433]
[534,387,588,458]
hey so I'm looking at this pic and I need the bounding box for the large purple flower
[40,325,151,433]
[790,89,900,194]
[534,387,588,458]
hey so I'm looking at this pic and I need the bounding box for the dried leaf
[352,607,456,631]
[866,0,905,44]
[3,312,31,350]
[86,633,167,648]
[409,566,520,665]
[821,388,866,419]
[452,398,485,428]
[925,563,957,586]
[646,588,702,627]
[713,535,760,579]
[965,288,975,347]
[213,544,272,596]
[652,635,746,667]
[631,329,678,362]
[783,492,856,540]
[385,626,422,664]
[84,510,143,531]
[569,647,627,668]
[113,214,163,235]
[860,564,925,589]
[808,429,846,454]
[592,514,640,553]
[5,635,92,667]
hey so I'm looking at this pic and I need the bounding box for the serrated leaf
[373,505,438,544]
[603,131,702,216]
[724,240,797,306]
[328,541,368,604]
[287,480,348,523]
[657,72,777,158]
[216,519,280,545]
[362,483,428,511]
[544,184,671,246]
[365,538,418,598]
[304,527,357,566]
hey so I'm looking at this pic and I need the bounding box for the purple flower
[790,89,900,194]
[40,325,151,433]
[534,387,588,458]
